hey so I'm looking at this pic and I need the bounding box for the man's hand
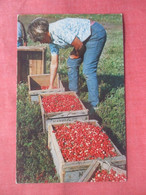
[48,85,53,89]
[23,42,27,46]
[70,37,86,59]
[70,48,80,59]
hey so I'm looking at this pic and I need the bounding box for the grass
[17,83,59,183]
[17,14,126,183]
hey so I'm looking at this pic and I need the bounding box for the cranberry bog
[78,160,126,182]
[28,73,65,102]
[48,120,126,183]
[39,91,89,132]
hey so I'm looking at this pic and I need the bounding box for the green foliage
[98,87,126,152]
[17,83,59,183]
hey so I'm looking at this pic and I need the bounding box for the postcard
[16,14,126,183]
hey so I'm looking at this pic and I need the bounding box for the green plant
[16,83,59,183]
[98,87,126,152]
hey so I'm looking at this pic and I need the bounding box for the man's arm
[49,54,59,89]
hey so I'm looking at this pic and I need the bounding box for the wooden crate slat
[17,46,46,51]
[78,160,100,182]
[50,139,64,181]
[45,115,89,131]
[51,127,65,165]
[105,155,126,170]
[63,159,95,172]
[34,52,42,74]
[37,55,43,75]
[29,53,33,75]
[64,169,86,183]
[30,52,38,75]
[39,95,46,133]
[44,109,88,118]
[30,74,50,88]
[48,123,65,182]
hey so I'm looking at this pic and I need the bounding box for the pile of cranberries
[42,94,83,113]
[41,86,57,90]
[53,121,117,162]
[90,168,126,182]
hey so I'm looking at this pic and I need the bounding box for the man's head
[27,17,49,42]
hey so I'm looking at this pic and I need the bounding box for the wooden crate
[28,74,65,102]
[47,120,126,183]
[78,160,126,182]
[17,46,46,83]
[39,91,89,132]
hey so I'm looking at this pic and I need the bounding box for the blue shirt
[48,18,91,56]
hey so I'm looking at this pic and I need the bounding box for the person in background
[17,20,27,47]
[27,17,106,111]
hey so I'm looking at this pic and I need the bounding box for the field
[17,14,125,183]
